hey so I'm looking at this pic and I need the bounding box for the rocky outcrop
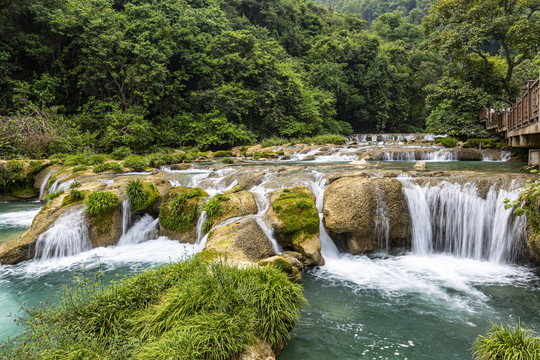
[323,176,410,254]
[159,186,208,243]
[203,218,276,262]
[237,338,278,360]
[266,186,323,266]
[0,160,52,200]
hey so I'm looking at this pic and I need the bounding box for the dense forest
[0,0,539,157]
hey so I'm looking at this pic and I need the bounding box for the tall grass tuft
[472,320,540,359]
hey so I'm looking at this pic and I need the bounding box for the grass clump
[214,150,233,157]
[272,186,319,244]
[159,187,207,233]
[2,258,306,360]
[435,136,459,148]
[69,181,81,188]
[46,190,63,201]
[71,165,89,173]
[222,157,234,164]
[123,155,149,172]
[125,179,160,212]
[472,321,540,359]
[62,189,86,206]
[201,194,230,233]
[110,146,133,160]
[463,138,506,149]
[93,162,123,173]
[84,191,119,217]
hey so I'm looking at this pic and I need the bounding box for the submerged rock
[323,176,410,254]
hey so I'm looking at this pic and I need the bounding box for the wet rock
[323,177,410,254]
[413,161,426,170]
[267,186,324,266]
[204,218,276,262]
[259,255,302,282]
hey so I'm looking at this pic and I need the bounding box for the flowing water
[0,156,538,359]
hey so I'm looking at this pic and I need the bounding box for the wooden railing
[480,77,540,134]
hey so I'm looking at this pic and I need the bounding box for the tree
[424,0,540,101]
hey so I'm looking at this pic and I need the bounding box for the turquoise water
[279,253,540,360]
[0,201,41,245]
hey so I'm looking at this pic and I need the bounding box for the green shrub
[71,165,89,173]
[435,137,459,148]
[222,157,234,164]
[7,160,25,174]
[63,189,86,206]
[70,181,81,188]
[160,187,207,233]
[272,187,319,244]
[84,191,119,217]
[110,146,133,160]
[123,155,149,171]
[47,190,63,201]
[463,138,502,149]
[261,137,288,148]
[184,152,200,162]
[201,194,230,233]
[276,150,285,155]
[126,179,160,212]
[253,152,262,160]
[472,321,540,359]
[2,258,306,359]
[93,162,123,173]
[214,150,233,157]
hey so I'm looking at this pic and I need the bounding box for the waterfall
[39,170,54,199]
[34,208,90,260]
[374,187,390,251]
[308,171,339,259]
[121,198,132,236]
[117,214,159,245]
[251,174,282,253]
[400,180,524,263]
[48,174,68,194]
[196,211,207,244]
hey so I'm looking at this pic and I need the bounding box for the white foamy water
[34,208,91,260]
[0,208,41,228]
[117,214,159,245]
[316,253,535,313]
[39,170,55,199]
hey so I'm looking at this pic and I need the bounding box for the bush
[46,190,63,201]
[69,181,81,188]
[222,157,234,164]
[126,179,160,212]
[93,162,123,173]
[2,258,306,359]
[214,150,233,157]
[472,321,540,359]
[7,160,25,174]
[123,155,149,172]
[71,165,89,173]
[160,187,207,233]
[84,191,119,217]
[435,137,459,148]
[63,189,86,206]
[201,194,230,233]
[261,137,288,147]
[110,146,133,160]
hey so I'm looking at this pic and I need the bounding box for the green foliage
[214,150,233,157]
[272,187,319,244]
[435,137,459,148]
[69,181,81,189]
[160,187,208,233]
[84,191,119,217]
[71,165,89,173]
[7,160,25,174]
[222,158,235,164]
[92,162,123,173]
[202,194,230,234]
[472,321,540,359]
[123,156,149,172]
[47,191,63,201]
[63,189,86,206]
[463,138,504,149]
[1,258,306,359]
[126,180,160,213]
[110,146,133,160]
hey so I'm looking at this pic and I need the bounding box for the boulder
[159,186,208,243]
[413,160,426,170]
[203,218,276,262]
[237,338,277,360]
[266,186,324,266]
[259,255,302,282]
[323,177,410,254]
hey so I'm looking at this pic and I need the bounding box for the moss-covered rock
[528,233,540,264]
[259,255,302,283]
[204,218,276,262]
[267,186,323,266]
[84,190,123,248]
[202,191,257,234]
[0,160,51,200]
[125,179,160,213]
[159,186,208,243]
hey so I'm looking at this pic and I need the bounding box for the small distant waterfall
[34,208,90,260]
[117,214,158,245]
[383,150,457,161]
[48,174,68,194]
[251,175,282,253]
[39,170,55,199]
[400,180,525,263]
[122,198,132,236]
[308,171,339,259]
[196,211,207,244]
[374,187,390,251]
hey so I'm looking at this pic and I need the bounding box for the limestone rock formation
[266,186,324,266]
[203,218,276,262]
[323,176,410,254]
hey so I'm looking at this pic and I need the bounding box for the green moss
[195,249,224,262]
[84,191,119,217]
[126,179,160,212]
[259,257,294,274]
[62,189,87,207]
[7,160,25,174]
[201,194,230,233]
[435,137,459,148]
[214,150,233,157]
[224,185,242,194]
[93,162,123,173]
[272,186,319,244]
[47,190,64,201]
[159,187,207,233]
[222,157,234,164]
[71,165,89,173]
[12,186,37,197]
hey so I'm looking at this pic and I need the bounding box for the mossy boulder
[323,177,410,254]
[259,255,302,283]
[84,190,123,248]
[202,191,257,234]
[267,186,323,266]
[204,218,276,262]
[125,179,160,213]
[159,186,208,243]
[528,233,540,264]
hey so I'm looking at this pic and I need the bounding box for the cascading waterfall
[251,174,283,253]
[383,150,458,161]
[34,208,90,260]
[121,198,132,236]
[196,211,207,244]
[307,171,339,259]
[374,187,390,251]
[117,214,159,245]
[400,180,525,263]
[48,174,68,194]
[39,170,54,199]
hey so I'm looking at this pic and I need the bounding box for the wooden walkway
[480,76,540,149]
